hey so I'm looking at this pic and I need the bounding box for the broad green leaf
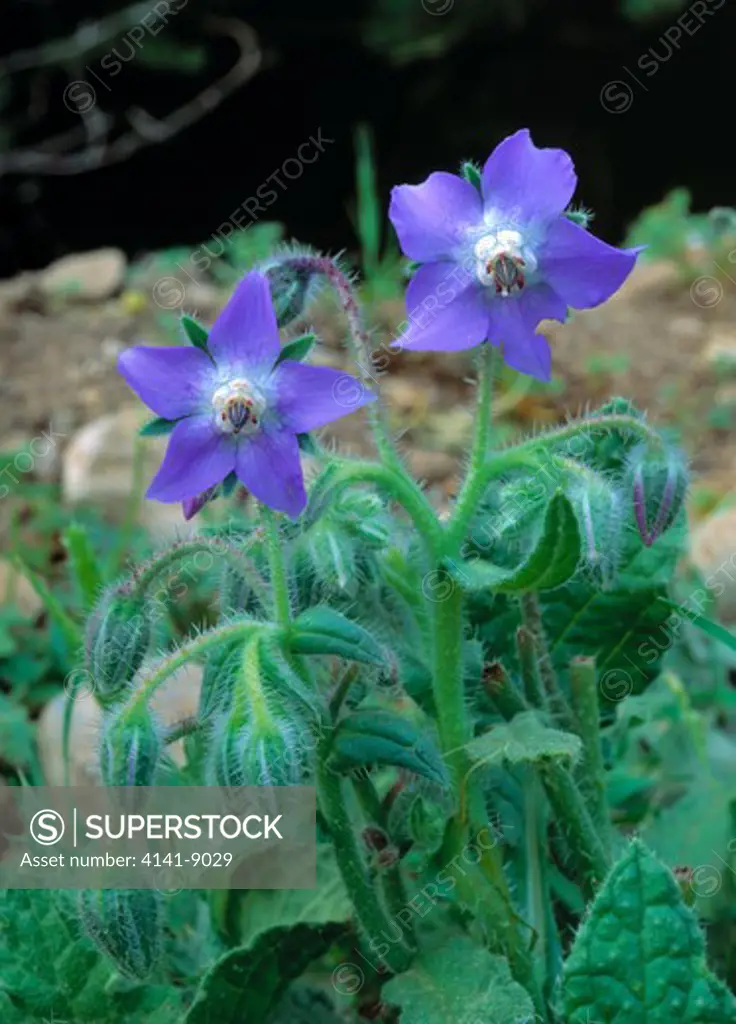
[383,935,534,1024]
[181,314,211,353]
[275,332,317,366]
[235,846,351,948]
[62,523,103,611]
[329,709,447,786]
[184,923,345,1024]
[290,606,385,666]
[447,491,581,593]
[466,710,582,767]
[139,416,179,437]
[563,839,736,1023]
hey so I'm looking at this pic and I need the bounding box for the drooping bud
[628,443,689,547]
[205,635,309,787]
[207,707,306,788]
[78,889,163,979]
[260,251,323,329]
[568,472,625,588]
[100,702,161,797]
[86,591,151,706]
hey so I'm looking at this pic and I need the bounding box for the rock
[407,449,457,487]
[690,506,736,620]
[0,271,41,313]
[703,329,736,371]
[0,429,62,483]
[40,248,126,303]
[606,259,681,304]
[36,661,204,786]
[62,405,196,540]
[0,559,43,618]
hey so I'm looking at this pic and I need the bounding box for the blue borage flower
[389,128,643,381]
[118,271,375,517]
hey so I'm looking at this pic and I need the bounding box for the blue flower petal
[272,362,376,434]
[235,429,306,518]
[146,416,236,503]
[207,271,282,370]
[118,345,211,420]
[539,217,641,309]
[482,129,577,223]
[394,261,488,352]
[389,172,483,262]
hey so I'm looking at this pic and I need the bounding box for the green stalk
[519,594,576,731]
[539,761,610,901]
[569,656,611,850]
[352,774,416,951]
[316,758,413,973]
[516,627,548,712]
[260,505,291,627]
[447,343,497,548]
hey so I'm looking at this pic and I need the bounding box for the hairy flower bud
[100,703,161,798]
[86,592,151,706]
[78,889,163,979]
[207,707,305,788]
[629,443,689,547]
[569,473,624,588]
[261,253,322,328]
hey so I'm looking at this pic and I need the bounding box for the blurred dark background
[0,0,732,278]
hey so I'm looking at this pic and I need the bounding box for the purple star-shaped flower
[389,128,642,381]
[118,271,375,518]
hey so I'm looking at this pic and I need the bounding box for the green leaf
[563,839,736,1023]
[328,709,448,786]
[11,558,81,656]
[0,695,35,769]
[181,314,211,353]
[658,597,736,653]
[139,417,179,437]
[290,606,385,666]
[383,935,534,1024]
[447,491,581,593]
[275,333,317,366]
[466,710,582,767]
[62,523,103,612]
[234,846,351,949]
[184,923,345,1024]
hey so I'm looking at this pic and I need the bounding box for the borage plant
[27,129,736,1023]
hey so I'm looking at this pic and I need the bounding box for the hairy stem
[260,506,291,626]
[569,656,612,851]
[316,758,413,973]
[519,594,576,732]
[447,343,497,549]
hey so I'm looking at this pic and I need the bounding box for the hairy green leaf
[184,923,345,1024]
[466,710,582,767]
[563,839,736,1022]
[290,607,385,666]
[383,935,534,1024]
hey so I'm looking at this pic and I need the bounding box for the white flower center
[473,229,537,296]
[212,378,265,436]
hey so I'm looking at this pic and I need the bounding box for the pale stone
[690,506,736,620]
[0,559,43,618]
[62,405,196,540]
[703,329,736,370]
[40,248,126,303]
[36,661,204,786]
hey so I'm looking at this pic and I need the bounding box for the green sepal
[181,314,211,354]
[297,433,319,455]
[327,709,448,786]
[221,470,239,497]
[139,416,179,437]
[447,491,581,593]
[461,160,482,191]
[289,606,385,666]
[275,332,317,366]
[565,205,594,228]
